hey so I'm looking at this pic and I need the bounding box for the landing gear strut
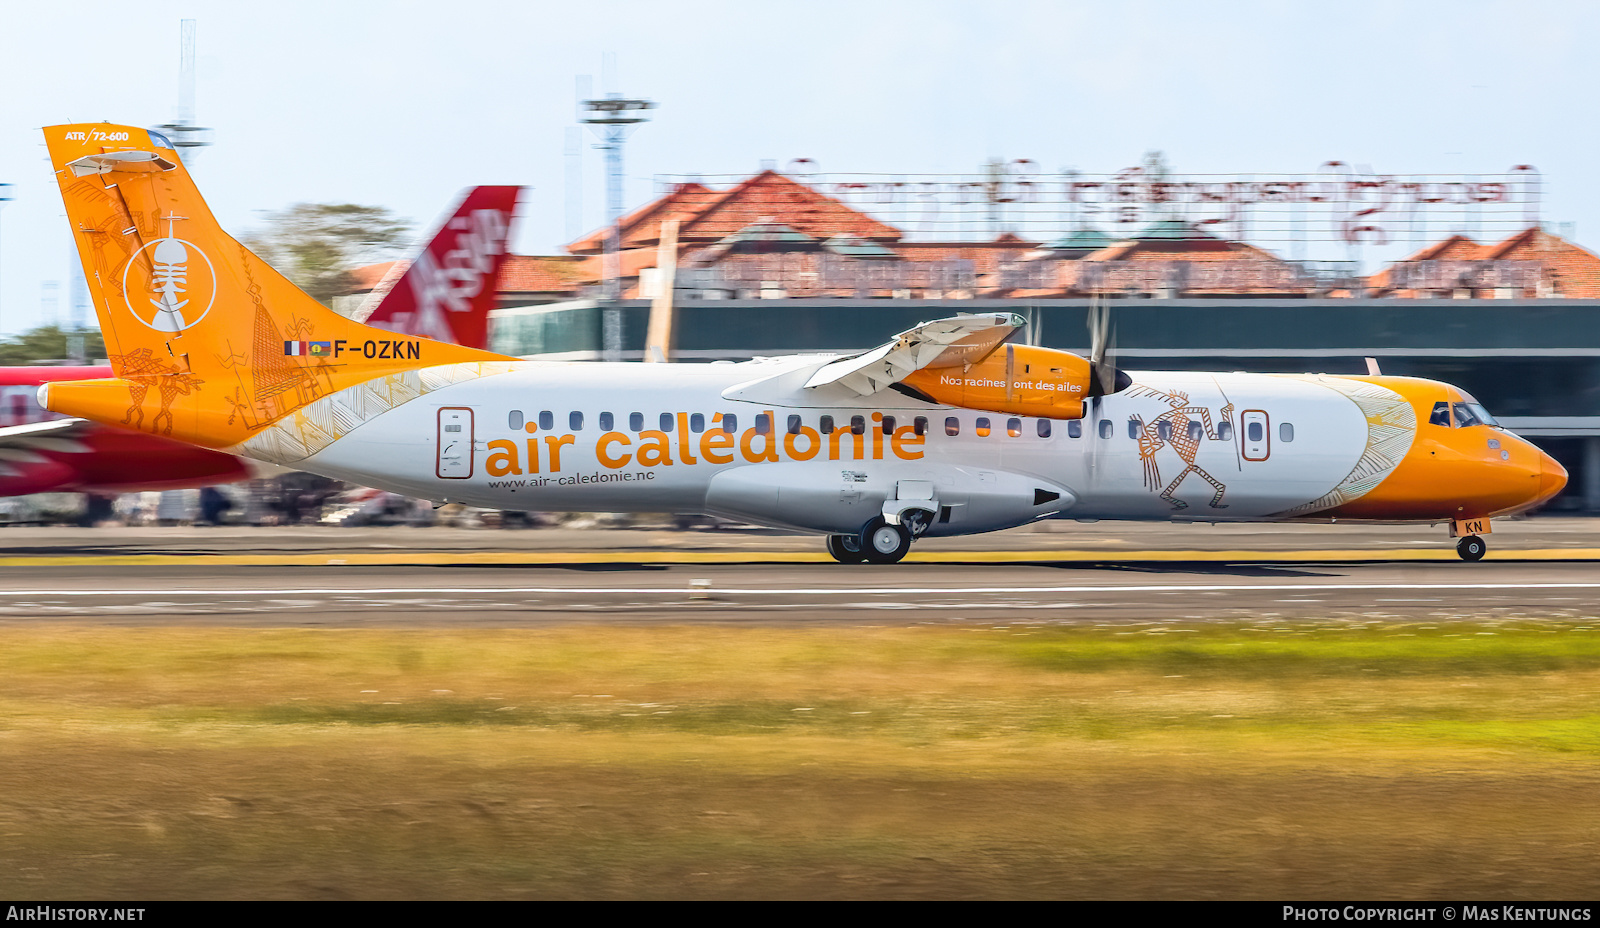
[1456,535,1487,562]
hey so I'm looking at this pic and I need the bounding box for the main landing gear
[1456,535,1487,562]
[826,513,928,564]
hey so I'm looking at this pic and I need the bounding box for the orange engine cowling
[902,344,1092,420]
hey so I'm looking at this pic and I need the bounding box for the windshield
[1455,390,1501,427]
[1431,397,1502,428]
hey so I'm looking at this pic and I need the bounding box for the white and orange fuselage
[274,358,1563,533]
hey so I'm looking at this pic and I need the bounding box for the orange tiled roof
[498,255,589,293]
[1483,226,1600,297]
[566,171,903,255]
[567,182,715,255]
[348,260,403,291]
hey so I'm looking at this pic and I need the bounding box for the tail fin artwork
[40,124,517,467]
[357,185,522,349]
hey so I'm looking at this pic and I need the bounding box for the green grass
[2,621,1599,898]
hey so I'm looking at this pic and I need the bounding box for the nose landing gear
[1449,517,1490,562]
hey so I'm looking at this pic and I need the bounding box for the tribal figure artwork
[1128,385,1235,510]
[111,348,205,436]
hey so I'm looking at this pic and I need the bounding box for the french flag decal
[284,340,306,356]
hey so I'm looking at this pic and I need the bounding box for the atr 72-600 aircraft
[39,124,1565,561]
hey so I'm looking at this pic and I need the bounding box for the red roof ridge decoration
[566,170,902,255]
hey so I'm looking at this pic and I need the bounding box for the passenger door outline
[437,407,475,478]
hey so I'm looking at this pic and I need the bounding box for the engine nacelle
[902,343,1093,420]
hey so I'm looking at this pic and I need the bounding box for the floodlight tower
[151,19,212,165]
[582,94,655,361]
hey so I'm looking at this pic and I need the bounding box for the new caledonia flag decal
[284,341,332,357]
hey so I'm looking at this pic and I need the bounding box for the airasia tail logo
[122,237,217,332]
[405,208,508,341]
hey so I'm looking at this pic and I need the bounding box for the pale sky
[1,0,1595,335]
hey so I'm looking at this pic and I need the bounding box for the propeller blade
[1097,315,1119,396]
[1088,293,1108,370]
[1087,292,1125,396]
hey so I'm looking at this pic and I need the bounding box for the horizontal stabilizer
[803,313,1024,396]
[66,151,176,176]
[0,417,95,454]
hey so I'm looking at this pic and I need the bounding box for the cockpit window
[148,131,175,149]
[1455,391,1501,427]
[1465,403,1498,427]
[1433,398,1500,428]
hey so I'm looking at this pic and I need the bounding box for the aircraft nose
[1537,450,1568,505]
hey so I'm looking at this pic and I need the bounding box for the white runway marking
[0,582,1595,598]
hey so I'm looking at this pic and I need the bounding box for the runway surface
[2,560,1597,626]
[0,517,1594,625]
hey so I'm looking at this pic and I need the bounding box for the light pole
[582,95,654,362]
[0,184,11,333]
[151,19,212,166]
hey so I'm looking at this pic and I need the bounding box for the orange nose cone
[1535,451,1568,508]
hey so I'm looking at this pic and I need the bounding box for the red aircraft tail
[360,186,522,350]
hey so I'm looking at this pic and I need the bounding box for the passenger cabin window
[755,413,771,435]
[538,410,554,431]
[1156,420,1171,441]
[1218,421,1233,441]
[1098,420,1112,439]
[659,412,674,432]
[914,416,928,436]
[850,416,866,435]
[821,415,835,434]
[787,415,802,435]
[1247,421,1264,443]
[1280,422,1295,442]
[1067,420,1081,439]
[1007,417,1022,438]
[1127,418,1141,440]
[720,414,737,434]
[975,417,992,437]
[882,416,896,435]
[629,412,644,431]
[945,417,960,437]
[690,413,705,433]
[600,412,614,431]
[1187,422,1203,442]
[1037,420,1052,438]
[569,411,583,431]
[508,410,525,430]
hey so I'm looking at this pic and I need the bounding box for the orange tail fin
[40,124,512,458]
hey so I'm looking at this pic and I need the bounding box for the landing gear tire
[1457,535,1487,562]
[826,534,868,564]
[862,519,913,564]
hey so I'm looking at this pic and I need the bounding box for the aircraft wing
[802,313,1025,396]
